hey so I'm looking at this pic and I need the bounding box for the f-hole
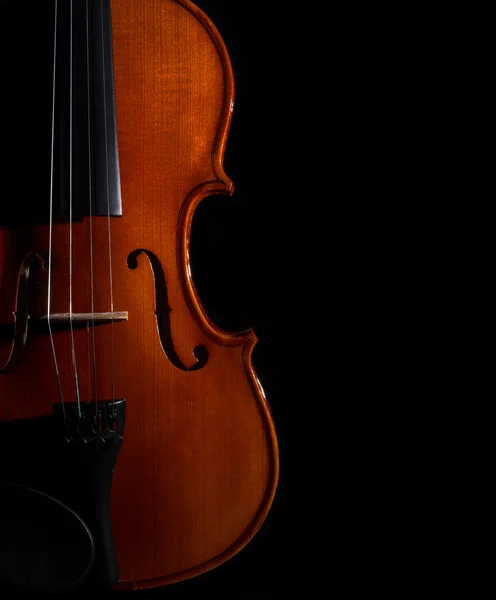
[127,249,208,372]
[0,252,46,374]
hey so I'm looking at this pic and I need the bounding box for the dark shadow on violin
[0,404,126,594]
[0,481,94,593]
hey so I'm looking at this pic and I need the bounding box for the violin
[0,0,278,592]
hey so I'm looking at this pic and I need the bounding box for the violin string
[100,0,116,407]
[87,320,92,394]
[86,0,98,408]
[69,0,82,417]
[48,0,65,418]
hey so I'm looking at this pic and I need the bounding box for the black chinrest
[0,481,94,593]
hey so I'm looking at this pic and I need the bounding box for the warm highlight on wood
[0,0,278,590]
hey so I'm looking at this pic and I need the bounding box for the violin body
[0,0,278,590]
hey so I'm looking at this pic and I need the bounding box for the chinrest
[0,481,94,593]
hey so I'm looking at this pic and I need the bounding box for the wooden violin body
[0,0,278,590]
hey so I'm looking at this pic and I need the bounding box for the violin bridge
[39,312,128,324]
[30,312,129,335]
[0,313,129,344]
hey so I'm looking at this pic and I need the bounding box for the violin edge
[175,0,235,190]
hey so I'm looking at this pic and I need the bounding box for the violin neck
[1,0,121,226]
[54,0,122,220]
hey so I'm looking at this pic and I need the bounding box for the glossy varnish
[0,0,278,589]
